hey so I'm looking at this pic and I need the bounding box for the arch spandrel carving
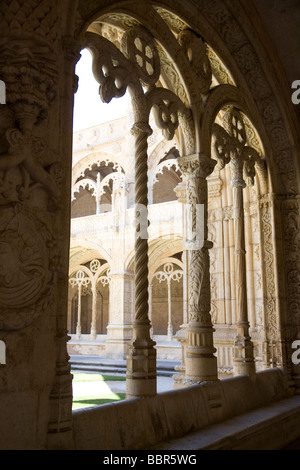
[69,244,113,274]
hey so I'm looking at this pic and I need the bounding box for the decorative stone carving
[121,26,161,87]
[212,107,259,375]
[151,262,183,339]
[0,203,54,330]
[0,29,62,332]
[178,29,212,95]
[86,23,193,397]
[0,81,61,212]
[281,197,300,343]
[207,46,235,86]
[178,153,218,383]
[86,33,133,103]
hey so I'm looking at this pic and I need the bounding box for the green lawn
[72,372,126,410]
[72,372,126,382]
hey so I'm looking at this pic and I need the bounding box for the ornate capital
[178,153,216,179]
[212,107,262,188]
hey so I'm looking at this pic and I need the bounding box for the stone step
[69,355,179,377]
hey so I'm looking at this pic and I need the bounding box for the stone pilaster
[105,271,134,359]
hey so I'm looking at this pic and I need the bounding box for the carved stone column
[86,25,190,397]
[126,121,157,397]
[178,153,218,383]
[90,283,98,340]
[212,108,260,376]
[47,37,82,449]
[230,152,256,376]
[173,181,188,386]
[96,172,101,214]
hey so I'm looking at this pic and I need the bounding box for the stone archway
[0,0,299,450]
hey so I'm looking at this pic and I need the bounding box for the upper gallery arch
[74,1,249,161]
[83,16,198,155]
[74,0,299,194]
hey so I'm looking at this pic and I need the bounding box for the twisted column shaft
[126,122,157,398]
[134,123,150,323]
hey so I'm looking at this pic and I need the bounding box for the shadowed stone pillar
[0,0,81,447]
[178,153,218,384]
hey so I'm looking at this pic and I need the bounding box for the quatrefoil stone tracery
[90,259,101,273]
[121,27,160,86]
[134,37,155,76]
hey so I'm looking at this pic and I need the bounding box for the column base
[185,355,218,383]
[184,324,218,383]
[233,334,256,376]
[126,344,157,397]
[105,324,133,360]
[126,325,157,398]
[126,376,157,398]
